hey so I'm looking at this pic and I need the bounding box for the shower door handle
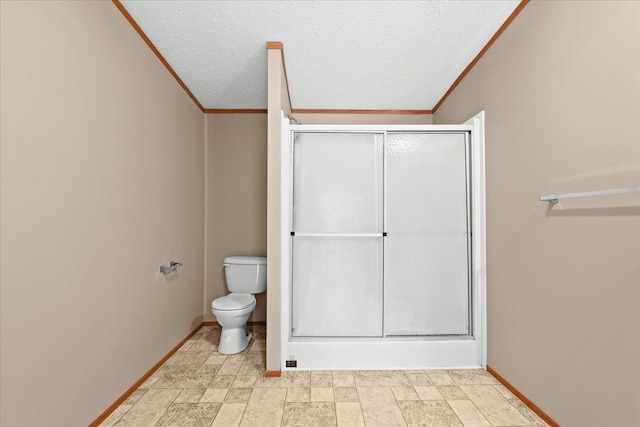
[291,233,383,237]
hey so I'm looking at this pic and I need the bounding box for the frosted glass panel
[293,133,383,234]
[292,237,383,337]
[385,133,470,335]
[385,234,469,335]
[386,133,467,233]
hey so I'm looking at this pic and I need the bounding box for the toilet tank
[224,256,267,294]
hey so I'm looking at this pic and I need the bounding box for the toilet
[211,256,267,355]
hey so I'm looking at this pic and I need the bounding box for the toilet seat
[211,293,255,311]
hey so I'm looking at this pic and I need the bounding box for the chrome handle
[160,261,183,274]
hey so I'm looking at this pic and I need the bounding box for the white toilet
[211,256,267,355]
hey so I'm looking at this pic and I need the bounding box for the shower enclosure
[280,114,486,370]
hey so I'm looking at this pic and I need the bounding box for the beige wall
[266,48,292,371]
[205,114,268,321]
[0,2,204,426]
[434,1,640,425]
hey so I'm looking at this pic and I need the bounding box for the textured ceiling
[120,1,520,110]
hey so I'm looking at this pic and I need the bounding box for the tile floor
[100,325,548,427]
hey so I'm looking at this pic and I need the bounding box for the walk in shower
[280,114,486,370]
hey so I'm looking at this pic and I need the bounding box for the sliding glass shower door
[291,133,384,337]
[291,131,470,338]
[385,133,470,336]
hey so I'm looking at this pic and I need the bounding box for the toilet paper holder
[160,261,183,274]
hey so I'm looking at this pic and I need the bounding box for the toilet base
[218,327,253,355]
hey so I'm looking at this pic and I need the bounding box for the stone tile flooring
[100,325,548,426]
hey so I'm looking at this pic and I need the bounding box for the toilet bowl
[211,256,266,355]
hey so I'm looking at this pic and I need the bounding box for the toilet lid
[211,294,255,311]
